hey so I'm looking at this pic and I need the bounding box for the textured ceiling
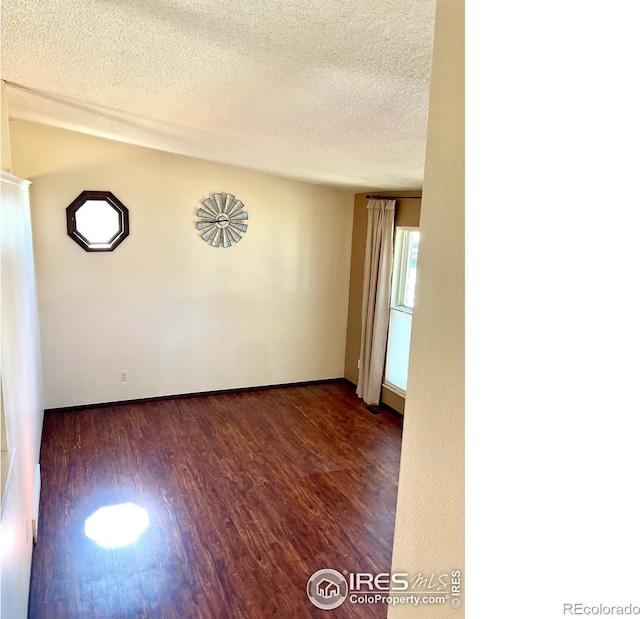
[1,0,435,190]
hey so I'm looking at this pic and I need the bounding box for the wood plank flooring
[29,381,403,618]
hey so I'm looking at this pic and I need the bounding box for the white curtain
[357,198,396,405]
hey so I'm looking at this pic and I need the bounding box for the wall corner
[1,81,13,174]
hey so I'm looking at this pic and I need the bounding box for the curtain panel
[356,198,396,405]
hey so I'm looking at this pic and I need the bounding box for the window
[66,191,130,252]
[384,228,420,394]
[391,229,420,312]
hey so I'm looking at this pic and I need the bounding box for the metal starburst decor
[196,193,248,248]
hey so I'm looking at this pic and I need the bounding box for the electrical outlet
[357,359,361,369]
[120,371,128,382]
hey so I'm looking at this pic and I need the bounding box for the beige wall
[10,121,354,409]
[1,81,12,172]
[1,171,45,619]
[388,0,464,616]
[344,191,421,413]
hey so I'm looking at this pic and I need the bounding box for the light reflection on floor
[84,502,150,549]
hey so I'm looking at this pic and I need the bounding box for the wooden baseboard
[44,377,349,414]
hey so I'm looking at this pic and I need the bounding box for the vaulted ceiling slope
[1,0,435,190]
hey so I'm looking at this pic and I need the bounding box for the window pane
[385,309,413,392]
[402,231,420,308]
[385,228,420,393]
[75,200,120,244]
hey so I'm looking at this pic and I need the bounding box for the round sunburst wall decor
[196,192,249,247]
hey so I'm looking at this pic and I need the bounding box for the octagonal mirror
[66,191,130,252]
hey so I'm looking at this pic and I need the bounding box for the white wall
[1,171,45,619]
[10,121,354,409]
[388,0,464,616]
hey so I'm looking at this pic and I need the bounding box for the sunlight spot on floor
[84,502,149,549]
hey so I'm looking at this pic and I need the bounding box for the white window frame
[390,227,419,314]
[384,227,420,395]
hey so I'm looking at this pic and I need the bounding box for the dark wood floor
[29,381,403,618]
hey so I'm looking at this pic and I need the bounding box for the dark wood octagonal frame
[66,191,130,252]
